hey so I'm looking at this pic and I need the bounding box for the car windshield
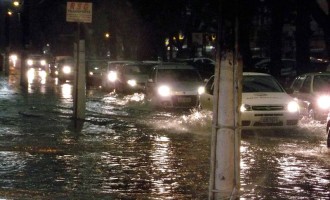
[157,68,201,82]
[243,75,284,92]
[123,65,151,74]
[313,75,330,92]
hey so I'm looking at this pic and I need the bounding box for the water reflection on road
[0,76,329,199]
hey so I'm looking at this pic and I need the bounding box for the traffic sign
[66,2,92,23]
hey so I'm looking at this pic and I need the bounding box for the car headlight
[317,95,330,109]
[27,59,33,66]
[107,71,117,82]
[127,79,137,87]
[158,85,171,97]
[287,101,299,113]
[40,60,47,66]
[198,86,205,95]
[62,65,71,74]
[240,104,252,112]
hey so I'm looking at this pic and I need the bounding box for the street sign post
[66,2,92,123]
[66,2,92,23]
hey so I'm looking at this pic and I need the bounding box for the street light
[13,1,20,7]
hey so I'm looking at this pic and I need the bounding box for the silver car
[145,63,204,108]
[290,72,330,122]
[199,72,300,129]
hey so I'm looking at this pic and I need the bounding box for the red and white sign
[66,2,92,23]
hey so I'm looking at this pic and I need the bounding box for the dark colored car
[111,62,157,93]
[290,72,330,122]
[101,60,138,92]
[86,59,108,86]
[145,63,204,108]
[56,58,75,83]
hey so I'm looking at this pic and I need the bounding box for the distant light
[13,1,20,7]
[7,11,13,16]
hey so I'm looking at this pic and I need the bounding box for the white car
[199,72,300,129]
[145,63,204,108]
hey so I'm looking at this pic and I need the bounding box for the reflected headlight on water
[158,85,171,97]
[287,101,299,113]
[127,79,137,87]
[39,70,47,79]
[27,68,35,79]
[317,95,330,110]
[108,71,117,82]
[62,65,71,74]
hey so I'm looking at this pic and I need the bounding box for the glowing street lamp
[13,1,20,7]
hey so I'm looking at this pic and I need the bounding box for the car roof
[108,60,138,64]
[243,72,273,76]
[153,63,196,70]
[297,71,330,76]
[208,72,273,79]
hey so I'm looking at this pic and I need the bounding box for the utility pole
[209,0,242,199]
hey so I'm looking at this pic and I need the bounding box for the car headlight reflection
[62,65,71,74]
[108,71,117,82]
[240,104,251,112]
[317,95,330,109]
[158,85,171,97]
[287,101,299,113]
[27,68,35,78]
[127,79,137,87]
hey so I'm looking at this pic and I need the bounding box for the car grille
[252,105,285,111]
[172,95,198,108]
[254,114,283,117]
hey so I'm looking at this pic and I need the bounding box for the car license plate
[178,97,191,103]
[260,116,279,123]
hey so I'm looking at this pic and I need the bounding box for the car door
[199,76,214,111]
[145,67,157,99]
[298,75,313,115]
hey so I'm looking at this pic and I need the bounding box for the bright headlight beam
[158,85,171,97]
[198,86,205,95]
[127,80,137,87]
[108,71,117,82]
[63,66,71,74]
[287,101,299,113]
[317,95,330,109]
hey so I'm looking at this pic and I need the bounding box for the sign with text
[66,2,92,23]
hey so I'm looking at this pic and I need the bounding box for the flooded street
[0,74,330,199]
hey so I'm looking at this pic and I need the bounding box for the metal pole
[73,22,80,121]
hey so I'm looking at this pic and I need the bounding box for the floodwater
[0,74,329,199]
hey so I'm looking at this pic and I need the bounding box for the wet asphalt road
[0,73,329,199]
